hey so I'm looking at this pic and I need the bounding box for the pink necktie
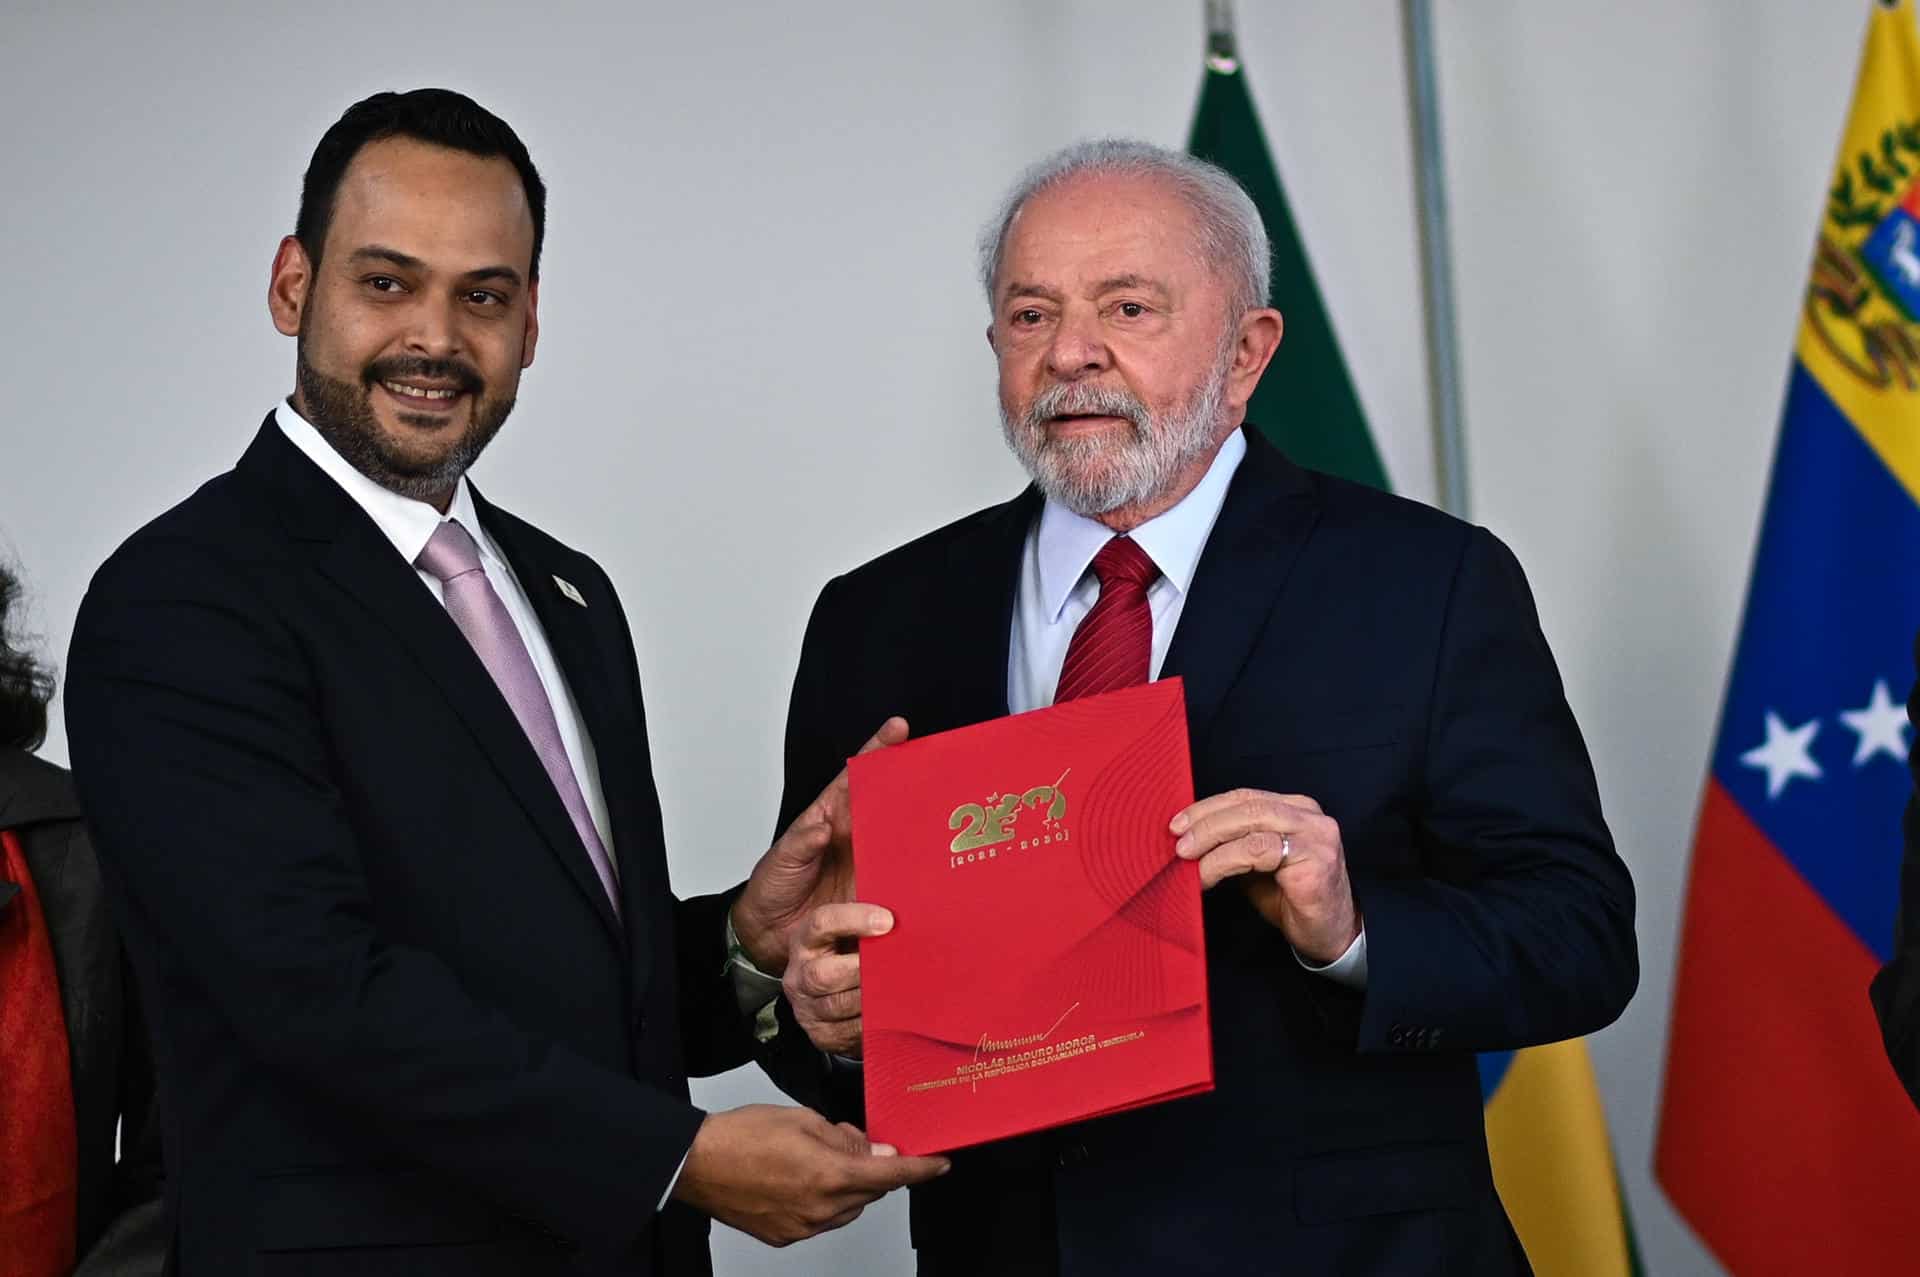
[1055,536,1161,703]
[417,520,621,919]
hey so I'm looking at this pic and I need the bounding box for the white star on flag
[1740,711,1823,799]
[1840,678,1910,765]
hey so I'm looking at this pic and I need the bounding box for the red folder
[847,679,1212,1156]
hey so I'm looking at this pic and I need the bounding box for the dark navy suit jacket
[769,427,1638,1276]
[66,420,752,1276]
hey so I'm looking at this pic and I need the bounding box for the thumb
[768,816,831,867]
[815,717,908,840]
[856,716,910,755]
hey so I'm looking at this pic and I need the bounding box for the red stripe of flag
[1657,781,1920,1271]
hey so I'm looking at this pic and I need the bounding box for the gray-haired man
[765,139,1636,1275]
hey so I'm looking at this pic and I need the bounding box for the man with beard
[769,140,1638,1275]
[62,89,945,1277]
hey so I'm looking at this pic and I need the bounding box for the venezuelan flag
[1481,1045,1638,1276]
[1657,2,1920,1270]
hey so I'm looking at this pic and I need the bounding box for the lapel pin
[553,575,588,608]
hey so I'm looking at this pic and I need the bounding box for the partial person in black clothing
[1871,635,1920,1107]
[0,560,165,1277]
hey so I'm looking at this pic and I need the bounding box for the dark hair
[296,88,548,280]
[0,563,53,752]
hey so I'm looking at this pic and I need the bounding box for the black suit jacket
[65,419,754,1277]
[0,750,165,1276]
[771,429,1638,1276]
[1870,635,1920,1106]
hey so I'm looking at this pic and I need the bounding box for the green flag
[1188,57,1390,490]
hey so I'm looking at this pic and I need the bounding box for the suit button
[1056,1142,1088,1168]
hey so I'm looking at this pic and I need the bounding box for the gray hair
[977,138,1271,318]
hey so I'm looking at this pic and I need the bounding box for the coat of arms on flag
[1658,3,1920,1271]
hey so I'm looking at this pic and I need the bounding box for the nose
[403,294,463,359]
[1045,306,1110,380]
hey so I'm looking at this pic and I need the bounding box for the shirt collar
[274,400,495,568]
[1034,428,1248,623]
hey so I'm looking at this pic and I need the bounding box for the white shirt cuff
[724,912,785,1042]
[1294,928,1367,990]
[659,1148,691,1212]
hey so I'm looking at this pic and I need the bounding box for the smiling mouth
[380,380,466,403]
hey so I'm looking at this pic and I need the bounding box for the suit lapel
[470,491,655,957]
[938,487,1039,731]
[1162,428,1321,752]
[248,423,627,949]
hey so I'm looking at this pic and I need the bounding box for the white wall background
[0,2,1874,1273]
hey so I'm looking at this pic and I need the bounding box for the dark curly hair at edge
[0,562,54,752]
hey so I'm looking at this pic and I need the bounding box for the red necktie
[1055,536,1162,703]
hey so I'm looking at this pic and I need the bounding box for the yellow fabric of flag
[1483,1041,1633,1276]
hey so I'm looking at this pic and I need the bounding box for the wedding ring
[1280,833,1292,864]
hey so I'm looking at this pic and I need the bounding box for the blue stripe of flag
[1479,1050,1514,1103]
[1710,361,1920,961]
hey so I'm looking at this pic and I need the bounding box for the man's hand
[732,718,908,972]
[1171,789,1360,963]
[670,1104,948,1246]
[785,902,892,1058]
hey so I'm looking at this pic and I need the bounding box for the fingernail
[1174,834,1194,857]
[871,1143,898,1157]
[1169,812,1190,834]
[872,908,894,933]
[936,1159,952,1175]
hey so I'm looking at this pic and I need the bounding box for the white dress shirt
[1008,430,1367,988]
[274,402,616,868]
[273,402,710,1200]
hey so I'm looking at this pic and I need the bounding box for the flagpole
[1205,0,1238,71]
[1401,0,1471,518]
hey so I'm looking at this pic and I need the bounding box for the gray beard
[999,350,1231,518]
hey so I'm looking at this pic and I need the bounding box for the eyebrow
[998,275,1170,305]
[462,264,525,287]
[347,245,424,272]
[999,280,1065,305]
[1089,274,1168,296]
[346,245,523,288]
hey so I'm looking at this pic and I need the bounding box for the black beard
[295,339,514,504]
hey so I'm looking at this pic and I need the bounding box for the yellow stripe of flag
[1484,1040,1632,1277]
[1795,0,1920,501]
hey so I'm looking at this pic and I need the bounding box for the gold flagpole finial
[1206,0,1239,73]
